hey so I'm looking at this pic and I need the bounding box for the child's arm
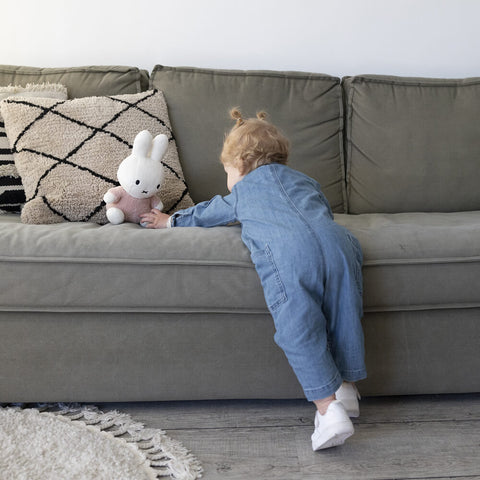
[170,194,237,228]
[140,193,237,229]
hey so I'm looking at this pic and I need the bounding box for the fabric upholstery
[0,311,303,402]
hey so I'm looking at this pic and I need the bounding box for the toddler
[141,109,367,450]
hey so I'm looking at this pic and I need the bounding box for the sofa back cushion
[344,75,480,213]
[0,65,149,98]
[151,66,346,212]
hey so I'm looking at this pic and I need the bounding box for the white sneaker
[335,382,361,417]
[311,400,354,450]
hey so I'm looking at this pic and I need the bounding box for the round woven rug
[0,404,202,480]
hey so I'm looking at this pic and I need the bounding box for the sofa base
[361,307,480,396]
[1,307,479,402]
[0,311,302,403]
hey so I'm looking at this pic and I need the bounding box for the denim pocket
[251,245,288,312]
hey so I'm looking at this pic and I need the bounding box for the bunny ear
[132,130,153,157]
[150,134,169,162]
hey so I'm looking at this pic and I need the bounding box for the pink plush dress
[106,186,162,224]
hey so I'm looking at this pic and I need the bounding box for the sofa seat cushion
[2,212,479,315]
[0,215,265,313]
[335,212,480,312]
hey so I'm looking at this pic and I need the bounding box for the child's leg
[253,234,364,403]
[270,282,344,403]
[321,226,367,383]
[260,241,359,450]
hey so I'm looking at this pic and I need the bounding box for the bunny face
[118,156,164,199]
[117,130,168,199]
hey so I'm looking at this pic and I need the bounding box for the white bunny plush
[104,130,168,226]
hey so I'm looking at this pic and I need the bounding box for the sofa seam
[0,256,256,267]
[344,80,355,213]
[2,303,479,315]
[2,256,479,267]
[0,306,270,314]
[337,80,347,214]
[364,302,480,313]
[363,256,480,266]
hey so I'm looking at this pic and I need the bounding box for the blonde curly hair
[220,108,289,175]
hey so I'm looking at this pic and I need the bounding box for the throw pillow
[0,89,194,224]
[0,83,68,214]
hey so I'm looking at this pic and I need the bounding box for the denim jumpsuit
[171,164,367,401]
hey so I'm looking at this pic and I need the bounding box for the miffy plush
[104,130,168,225]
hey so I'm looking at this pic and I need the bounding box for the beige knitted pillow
[0,89,193,224]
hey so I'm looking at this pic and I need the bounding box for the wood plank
[162,425,302,480]
[96,399,315,430]
[97,393,480,430]
[164,421,480,480]
[359,393,480,424]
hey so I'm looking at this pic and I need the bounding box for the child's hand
[140,209,171,229]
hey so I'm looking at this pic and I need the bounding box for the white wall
[2,0,480,78]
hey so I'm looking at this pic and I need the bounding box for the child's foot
[335,382,361,417]
[311,400,354,450]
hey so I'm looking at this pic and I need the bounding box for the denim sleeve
[170,194,237,227]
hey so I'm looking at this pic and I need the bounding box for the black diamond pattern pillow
[0,89,193,224]
[0,83,68,214]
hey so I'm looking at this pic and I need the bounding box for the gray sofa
[1,65,479,402]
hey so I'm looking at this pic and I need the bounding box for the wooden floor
[99,393,480,480]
